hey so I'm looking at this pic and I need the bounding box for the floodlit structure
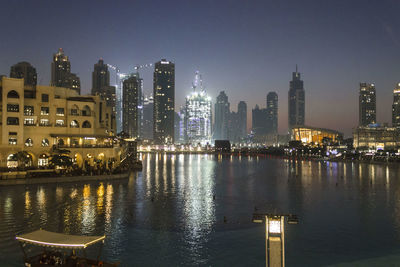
[353,126,400,150]
[291,125,342,145]
[0,76,118,169]
[184,72,212,145]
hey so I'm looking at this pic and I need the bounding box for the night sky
[1,0,400,137]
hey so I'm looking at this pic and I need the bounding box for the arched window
[70,120,79,128]
[41,138,49,147]
[58,138,65,146]
[82,105,91,116]
[25,138,33,147]
[82,121,91,128]
[7,154,18,168]
[7,90,19,98]
[71,105,79,116]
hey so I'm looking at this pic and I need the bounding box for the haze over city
[1,0,400,136]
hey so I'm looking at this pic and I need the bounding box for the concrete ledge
[0,172,130,186]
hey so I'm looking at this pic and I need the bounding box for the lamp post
[253,212,298,267]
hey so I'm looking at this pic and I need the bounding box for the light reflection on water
[1,155,400,266]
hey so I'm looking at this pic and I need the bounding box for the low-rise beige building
[0,76,119,169]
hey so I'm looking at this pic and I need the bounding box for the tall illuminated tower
[153,59,175,144]
[288,66,305,131]
[184,72,212,145]
[359,82,376,126]
[51,48,80,94]
[392,83,400,128]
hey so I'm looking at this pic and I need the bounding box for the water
[1,154,400,266]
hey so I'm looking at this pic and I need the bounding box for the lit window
[7,104,19,112]
[56,108,65,116]
[24,118,35,126]
[25,138,33,147]
[41,139,49,147]
[8,137,17,145]
[56,119,64,127]
[70,120,79,128]
[41,107,49,115]
[24,106,34,116]
[40,119,50,126]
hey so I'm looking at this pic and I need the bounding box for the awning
[16,229,105,249]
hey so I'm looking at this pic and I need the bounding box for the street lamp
[253,212,298,267]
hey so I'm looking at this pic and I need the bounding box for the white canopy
[16,229,105,249]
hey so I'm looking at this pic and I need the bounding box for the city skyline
[1,0,400,137]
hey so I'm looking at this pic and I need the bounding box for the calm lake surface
[1,154,400,266]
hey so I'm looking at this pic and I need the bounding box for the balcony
[57,144,114,149]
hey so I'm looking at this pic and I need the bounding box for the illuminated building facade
[288,66,305,131]
[51,48,80,94]
[184,91,212,145]
[353,126,400,150]
[153,59,175,144]
[392,83,400,128]
[214,91,230,140]
[291,126,342,145]
[10,62,37,87]
[359,82,376,126]
[0,76,118,169]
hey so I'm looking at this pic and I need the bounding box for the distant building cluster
[7,47,400,153]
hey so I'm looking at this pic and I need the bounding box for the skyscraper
[359,83,376,126]
[252,105,268,137]
[228,111,240,143]
[92,59,110,95]
[288,66,305,131]
[51,48,80,94]
[267,92,278,134]
[10,62,37,86]
[51,48,71,88]
[214,91,230,140]
[184,90,212,145]
[238,101,247,140]
[142,95,154,140]
[392,83,400,128]
[122,75,139,138]
[153,59,175,144]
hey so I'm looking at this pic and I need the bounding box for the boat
[16,229,118,266]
